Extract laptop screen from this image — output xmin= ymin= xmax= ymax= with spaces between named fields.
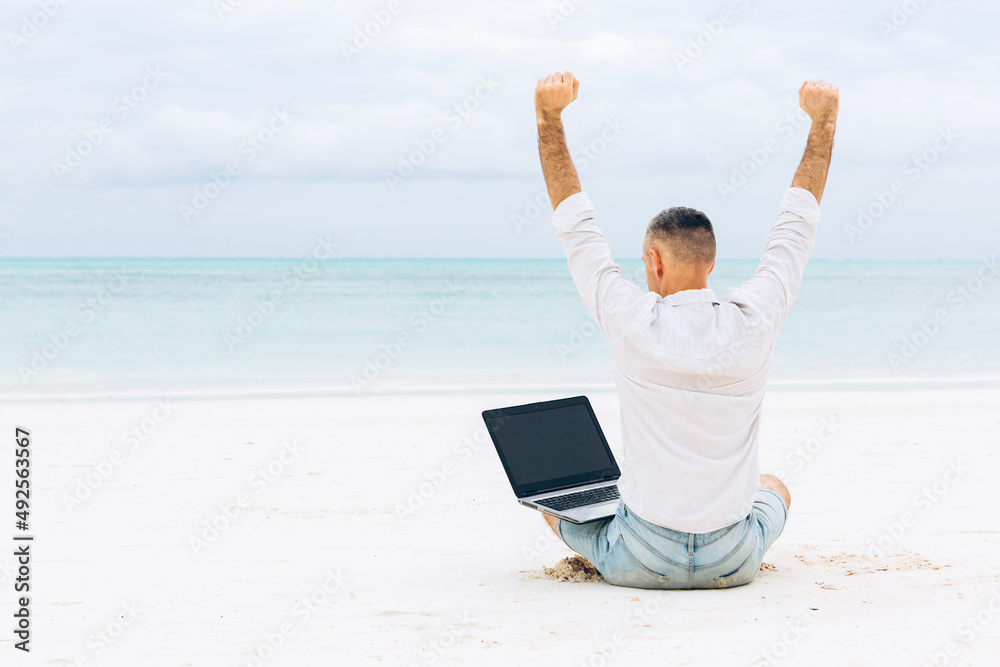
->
xmin=482 ymin=396 xmax=620 ymax=498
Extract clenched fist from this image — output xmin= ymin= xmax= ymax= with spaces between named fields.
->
xmin=798 ymin=80 xmax=839 ymax=124
xmin=535 ymin=71 xmax=580 ymax=120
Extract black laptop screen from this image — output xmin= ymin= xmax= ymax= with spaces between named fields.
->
xmin=483 ymin=398 xmax=619 ymax=497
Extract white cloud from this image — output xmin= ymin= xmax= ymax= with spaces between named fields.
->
xmin=0 ymin=0 xmax=996 ymax=257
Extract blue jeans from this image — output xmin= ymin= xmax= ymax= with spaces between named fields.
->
xmin=557 ymin=488 xmax=787 ymax=589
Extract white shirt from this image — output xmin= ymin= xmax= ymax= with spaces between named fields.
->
xmin=552 ymin=187 xmax=820 ymax=533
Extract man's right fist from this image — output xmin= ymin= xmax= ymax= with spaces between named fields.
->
xmin=798 ymin=80 xmax=839 ymax=123
xmin=535 ymin=71 xmax=580 ymax=120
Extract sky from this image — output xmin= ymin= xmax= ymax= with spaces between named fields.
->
xmin=0 ymin=0 xmax=997 ymax=259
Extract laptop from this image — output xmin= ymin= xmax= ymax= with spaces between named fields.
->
xmin=482 ymin=396 xmax=621 ymax=524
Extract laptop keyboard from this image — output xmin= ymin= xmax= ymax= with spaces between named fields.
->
xmin=535 ymin=486 xmax=620 ymax=512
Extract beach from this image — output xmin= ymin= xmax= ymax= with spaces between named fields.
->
xmin=5 ymin=383 xmax=999 ymax=666
xmin=2 ymin=258 xmax=998 ymax=664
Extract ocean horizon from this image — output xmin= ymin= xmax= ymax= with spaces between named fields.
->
xmin=1 ymin=257 xmax=997 ymax=399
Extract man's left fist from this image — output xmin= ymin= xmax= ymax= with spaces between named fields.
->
xmin=535 ymin=71 xmax=580 ymax=119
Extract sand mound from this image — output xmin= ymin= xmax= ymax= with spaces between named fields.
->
xmin=541 ymin=556 xmax=605 ymax=582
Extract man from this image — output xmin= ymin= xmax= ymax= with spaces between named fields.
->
xmin=533 ymin=72 xmax=838 ymax=589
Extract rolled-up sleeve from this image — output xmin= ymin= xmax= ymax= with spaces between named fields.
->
xmin=552 ymin=192 xmax=646 ymax=342
xmin=731 ymin=187 xmax=820 ymax=327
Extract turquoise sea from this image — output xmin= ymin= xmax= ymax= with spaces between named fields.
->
xmin=0 ymin=258 xmax=998 ymax=398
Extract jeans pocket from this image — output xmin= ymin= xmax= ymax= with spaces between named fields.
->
xmin=599 ymin=541 xmax=672 ymax=589
xmin=713 ymin=550 xmax=759 ymax=589
xmin=623 ymin=547 xmax=673 ymax=583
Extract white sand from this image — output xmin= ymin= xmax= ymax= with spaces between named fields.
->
xmin=5 ymin=386 xmax=1000 ymax=666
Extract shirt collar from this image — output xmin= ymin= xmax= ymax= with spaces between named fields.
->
xmin=661 ymin=288 xmax=719 ymax=306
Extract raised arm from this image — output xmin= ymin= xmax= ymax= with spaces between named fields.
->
xmin=535 ymin=71 xmax=647 ymax=343
xmin=791 ymin=80 xmax=839 ymax=204
xmin=731 ymin=81 xmax=837 ymax=326
xmin=535 ymin=71 xmax=582 ymax=210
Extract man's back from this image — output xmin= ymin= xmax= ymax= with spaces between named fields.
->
xmin=551 ymin=187 xmax=820 ymax=532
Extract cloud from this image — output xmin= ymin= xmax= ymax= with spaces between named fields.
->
xmin=0 ymin=0 xmax=996 ymax=257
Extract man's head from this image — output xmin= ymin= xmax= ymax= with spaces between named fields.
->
xmin=642 ymin=206 xmax=716 ymax=297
